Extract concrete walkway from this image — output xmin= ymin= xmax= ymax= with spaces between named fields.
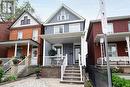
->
xmin=0 ymin=77 xmax=84 ymax=87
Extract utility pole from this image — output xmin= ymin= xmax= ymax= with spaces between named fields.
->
xmin=98 ymin=0 xmax=112 ymax=87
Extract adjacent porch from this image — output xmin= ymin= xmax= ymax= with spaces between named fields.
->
xmin=0 ymin=39 xmax=39 ymax=65
xmin=95 ymin=32 xmax=130 ymax=66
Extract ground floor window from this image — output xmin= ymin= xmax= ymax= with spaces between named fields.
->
xmin=108 ymin=44 xmax=117 ymax=57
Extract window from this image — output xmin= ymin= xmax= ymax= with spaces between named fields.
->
xmin=32 ymin=29 xmax=38 ymax=41
xmin=69 ymin=23 xmax=80 ymax=32
xmin=54 ymin=25 xmax=64 ymax=34
xmin=21 ymin=16 xmax=30 ymax=25
xmin=107 ymin=23 xmax=114 ymax=33
xmin=1 ymin=1 xmax=14 ymax=14
xmin=108 ymin=44 xmax=117 ymax=57
xmin=128 ymin=22 xmax=130 ymax=31
xmin=57 ymin=10 xmax=69 ymax=21
xmin=18 ymin=32 xmax=23 ymax=40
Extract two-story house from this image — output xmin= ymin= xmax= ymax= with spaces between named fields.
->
xmin=40 ymin=4 xmax=86 ymax=83
xmin=87 ymin=15 xmax=130 ymax=73
xmin=41 ymin=4 xmax=86 ymax=66
xmin=0 ymin=11 xmax=43 ymax=65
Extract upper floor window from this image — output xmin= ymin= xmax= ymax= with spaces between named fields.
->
xmin=54 ymin=25 xmax=64 ymax=34
xmin=128 ymin=21 xmax=130 ymax=31
xmin=107 ymin=23 xmax=114 ymax=34
xmin=21 ymin=16 xmax=30 ymax=25
xmin=57 ymin=10 xmax=69 ymax=21
xmin=69 ymin=23 xmax=80 ymax=32
xmin=18 ymin=31 xmax=23 ymax=40
xmin=32 ymin=29 xmax=38 ymax=41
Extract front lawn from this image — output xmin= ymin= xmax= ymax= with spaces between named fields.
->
xmin=112 ymin=74 xmax=130 ymax=87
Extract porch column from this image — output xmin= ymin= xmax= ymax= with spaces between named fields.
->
xmin=27 ymin=42 xmax=30 ymax=56
xmin=126 ymin=36 xmax=130 ymax=62
xmin=100 ymin=38 xmax=104 ymax=65
xmin=14 ymin=43 xmax=17 ymax=57
xmin=43 ymin=39 xmax=46 ymax=66
xmin=81 ymin=35 xmax=84 ymax=66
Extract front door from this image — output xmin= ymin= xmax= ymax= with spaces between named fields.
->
xmin=31 ymin=48 xmax=38 ymax=65
xmin=63 ymin=44 xmax=73 ymax=65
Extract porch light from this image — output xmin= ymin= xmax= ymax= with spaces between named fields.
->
xmin=100 ymin=38 xmax=104 ymax=44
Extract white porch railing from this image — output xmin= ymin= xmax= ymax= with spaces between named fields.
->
xmin=44 ymin=55 xmax=67 ymax=66
xmin=61 ymin=54 xmax=68 ymax=81
xmin=78 ymin=54 xmax=83 ymax=82
xmin=97 ymin=56 xmax=130 ymax=65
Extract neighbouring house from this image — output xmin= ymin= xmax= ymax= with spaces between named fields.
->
xmin=0 ymin=11 xmax=43 ymax=65
xmin=87 ymin=15 xmax=130 ymax=73
xmin=40 ymin=4 xmax=86 ymax=83
xmin=0 ymin=21 xmax=12 ymax=58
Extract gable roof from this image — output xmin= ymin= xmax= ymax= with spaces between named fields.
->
xmin=44 ymin=4 xmax=85 ymax=24
xmin=10 ymin=11 xmax=41 ymax=28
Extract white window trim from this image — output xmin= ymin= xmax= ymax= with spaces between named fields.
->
xmin=32 ymin=29 xmax=38 ymax=41
xmin=69 ymin=23 xmax=80 ymax=32
xmin=17 ymin=31 xmax=23 ymax=40
xmin=107 ymin=23 xmax=114 ymax=34
xmin=54 ymin=25 xmax=64 ymax=34
xmin=108 ymin=43 xmax=118 ymax=57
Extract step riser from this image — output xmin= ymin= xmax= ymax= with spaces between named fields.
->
xmin=64 ymin=74 xmax=80 ymax=76
xmin=63 ymin=78 xmax=81 ymax=81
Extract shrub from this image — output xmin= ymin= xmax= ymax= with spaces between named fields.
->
xmin=12 ymin=59 xmax=19 ymax=65
xmin=48 ymin=49 xmax=57 ymax=56
xmin=35 ymin=66 xmax=41 ymax=73
xmin=6 ymin=75 xmax=17 ymax=81
xmin=84 ymin=80 xmax=93 ymax=87
xmin=112 ymin=74 xmax=130 ymax=87
xmin=0 ymin=67 xmax=4 ymax=82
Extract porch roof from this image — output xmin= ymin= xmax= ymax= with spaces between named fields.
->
xmin=40 ymin=32 xmax=85 ymax=44
xmin=95 ymin=32 xmax=130 ymax=42
xmin=0 ymin=39 xmax=39 ymax=47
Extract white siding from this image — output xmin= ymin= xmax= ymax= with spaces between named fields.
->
xmin=12 ymin=13 xmax=38 ymax=28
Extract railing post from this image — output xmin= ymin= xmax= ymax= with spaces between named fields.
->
xmin=65 ymin=54 xmax=68 ymax=66
xmin=78 ymin=54 xmax=81 ymax=66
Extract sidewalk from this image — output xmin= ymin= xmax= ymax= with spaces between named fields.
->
xmin=0 ymin=77 xmax=84 ymax=87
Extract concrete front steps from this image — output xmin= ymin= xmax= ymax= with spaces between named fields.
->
xmin=60 ymin=66 xmax=84 ymax=84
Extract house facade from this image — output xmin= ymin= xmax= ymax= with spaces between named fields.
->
xmin=0 ymin=11 xmax=43 ymax=65
xmin=87 ymin=16 xmax=130 ymax=70
xmin=0 ymin=21 xmax=12 ymax=57
xmin=41 ymin=4 xmax=86 ymax=66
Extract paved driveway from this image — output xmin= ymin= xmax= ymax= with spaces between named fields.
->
xmin=0 ymin=77 xmax=84 ymax=87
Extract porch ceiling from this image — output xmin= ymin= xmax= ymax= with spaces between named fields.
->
xmin=40 ymin=32 xmax=84 ymax=44
xmin=0 ymin=39 xmax=39 ymax=47
xmin=95 ymin=32 xmax=130 ymax=42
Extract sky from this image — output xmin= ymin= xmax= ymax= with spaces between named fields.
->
xmin=18 ymin=0 xmax=130 ymax=27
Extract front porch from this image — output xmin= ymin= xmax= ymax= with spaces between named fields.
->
xmin=0 ymin=39 xmax=39 ymax=65
xmin=95 ymin=32 xmax=130 ymax=66
xmin=41 ymin=32 xmax=86 ymax=66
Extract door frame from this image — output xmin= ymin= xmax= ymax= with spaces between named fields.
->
xmin=73 ymin=43 xmax=81 ymax=64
